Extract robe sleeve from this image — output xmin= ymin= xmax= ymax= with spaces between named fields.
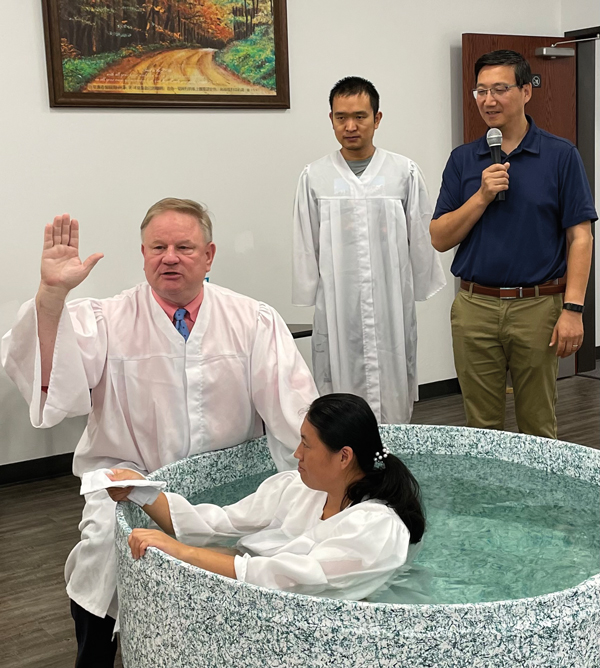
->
xmin=235 ymin=507 xmax=410 ymax=599
xmin=292 ymin=166 xmax=321 ymax=307
xmin=1 ymin=297 xmax=107 ymax=428
xmin=250 ymin=303 xmax=318 ymax=471
xmin=405 ymin=161 xmax=447 ymax=301
xmin=166 ymin=471 xmax=297 ymax=546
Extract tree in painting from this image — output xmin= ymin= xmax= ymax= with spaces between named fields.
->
xmin=58 ymin=0 xmax=277 ymax=95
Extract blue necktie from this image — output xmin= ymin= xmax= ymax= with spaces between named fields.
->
xmin=173 ymin=308 xmax=190 ymax=342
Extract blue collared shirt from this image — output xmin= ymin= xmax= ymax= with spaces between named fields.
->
xmin=433 ymin=116 xmax=597 ymax=287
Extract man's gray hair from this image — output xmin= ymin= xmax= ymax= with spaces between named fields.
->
xmin=141 ymin=198 xmax=213 ymax=243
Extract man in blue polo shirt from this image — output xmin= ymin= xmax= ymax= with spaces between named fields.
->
xmin=431 ymin=50 xmax=596 ymax=438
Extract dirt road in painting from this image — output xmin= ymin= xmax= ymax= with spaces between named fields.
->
xmin=83 ymin=48 xmax=272 ymax=95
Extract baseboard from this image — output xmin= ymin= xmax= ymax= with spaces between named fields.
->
xmin=596 ymin=345 xmax=600 ymax=360
xmin=0 ymin=452 xmax=74 ymax=487
xmin=418 ymin=377 xmax=461 ymax=401
xmin=2 ymin=378 xmax=463 ymax=486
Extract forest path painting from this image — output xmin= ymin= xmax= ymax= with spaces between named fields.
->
xmin=83 ymin=48 xmax=273 ymax=94
xmin=43 ymin=0 xmax=289 ymax=107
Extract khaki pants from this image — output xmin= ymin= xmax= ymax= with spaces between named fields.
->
xmin=451 ymin=289 xmax=562 ymax=438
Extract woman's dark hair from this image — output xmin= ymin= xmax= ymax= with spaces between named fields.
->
xmin=474 ymin=50 xmax=532 ymax=87
xmin=306 ymin=394 xmax=425 ymax=543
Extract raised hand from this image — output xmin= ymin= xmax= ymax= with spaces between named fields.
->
xmin=36 ymin=214 xmax=104 ymax=387
xmin=41 ymin=214 xmax=104 ymax=296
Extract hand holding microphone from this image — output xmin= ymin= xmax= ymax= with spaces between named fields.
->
xmin=482 ymin=128 xmax=509 ymax=203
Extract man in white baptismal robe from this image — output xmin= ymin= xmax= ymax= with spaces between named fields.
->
xmin=1 ymin=198 xmax=317 ymax=668
xmin=293 ymin=77 xmax=445 ymax=424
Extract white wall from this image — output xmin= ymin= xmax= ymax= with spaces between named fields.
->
xmin=0 ymin=0 xmax=580 ymax=467
xmin=561 ymin=1 xmax=600 ymax=33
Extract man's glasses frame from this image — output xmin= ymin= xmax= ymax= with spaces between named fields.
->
xmin=472 ymin=84 xmax=520 ymax=100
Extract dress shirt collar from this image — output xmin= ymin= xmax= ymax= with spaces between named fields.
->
xmin=151 ymin=287 xmax=204 ymax=324
xmin=475 ymin=115 xmax=540 ymax=156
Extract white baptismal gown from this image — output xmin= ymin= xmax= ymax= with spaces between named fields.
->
xmin=293 ymin=148 xmax=446 ymax=424
xmin=166 ymin=470 xmax=412 ymax=600
xmin=1 ymin=282 xmax=317 ymax=617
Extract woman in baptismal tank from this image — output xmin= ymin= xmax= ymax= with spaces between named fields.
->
xmin=108 ymin=393 xmax=425 ymax=600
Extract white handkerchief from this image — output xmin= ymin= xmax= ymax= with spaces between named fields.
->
xmin=80 ymin=468 xmax=166 ymax=507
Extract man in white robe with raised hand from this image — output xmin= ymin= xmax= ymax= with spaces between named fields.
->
xmin=293 ymin=76 xmax=445 ymax=424
xmin=1 ymin=197 xmax=318 ymax=668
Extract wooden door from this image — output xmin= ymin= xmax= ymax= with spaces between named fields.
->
xmin=462 ymin=33 xmax=579 ymax=378
xmin=462 ymin=33 xmax=576 ymax=143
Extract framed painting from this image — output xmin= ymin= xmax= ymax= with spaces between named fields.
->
xmin=41 ymin=0 xmax=289 ymax=108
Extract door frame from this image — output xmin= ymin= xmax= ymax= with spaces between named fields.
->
xmin=564 ymin=26 xmax=599 ymax=373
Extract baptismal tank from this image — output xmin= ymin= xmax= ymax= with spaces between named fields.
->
xmin=115 ymin=425 xmax=600 ymax=667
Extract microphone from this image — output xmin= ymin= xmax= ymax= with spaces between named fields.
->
xmin=486 ymin=128 xmax=505 ymax=201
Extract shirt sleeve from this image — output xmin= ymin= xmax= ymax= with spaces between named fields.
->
xmin=236 ymin=507 xmax=410 ymax=599
xmin=292 ymin=166 xmax=321 ymax=307
xmin=559 ymin=145 xmax=598 ymax=228
xmin=250 ymin=303 xmax=318 ymax=472
xmin=432 ymin=149 xmax=463 ymax=220
xmin=405 ymin=161 xmax=447 ymax=301
xmin=166 ymin=471 xmax=297 ymax=546
xmin=1 ymin=297 xmax=107 ymax=428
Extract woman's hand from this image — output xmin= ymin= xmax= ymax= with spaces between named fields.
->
xmin=128 ymin=529 xmax=236 ymax=578
xmin=128 ymin=528 xmax=187 ymax=561
xmin=106 ymin=468 xmax=145 ymax=502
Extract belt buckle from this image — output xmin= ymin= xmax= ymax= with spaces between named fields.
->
xmin=499 ymin=287 xmax=522 ymax=300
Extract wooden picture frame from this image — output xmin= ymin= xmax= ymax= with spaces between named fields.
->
xmin=41 ymin=0 xmax=289 ymax=109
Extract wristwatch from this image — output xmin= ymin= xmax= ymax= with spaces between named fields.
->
xmin=563 ymin=302 xmax=585 ymax=314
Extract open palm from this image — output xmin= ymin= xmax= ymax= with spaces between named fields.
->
xmin=41 ymin=214 xmax=103 ymax=292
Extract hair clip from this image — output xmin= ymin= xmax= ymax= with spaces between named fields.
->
xmin=373 ymin=445 xmax=390 ymax=463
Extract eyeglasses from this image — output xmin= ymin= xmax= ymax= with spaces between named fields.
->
xmin=472 ymin=84 xmax=519 ymax=100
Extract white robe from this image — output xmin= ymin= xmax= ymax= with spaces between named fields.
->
xmin=167 ymin=470 xmax=411 ymax=600
xmin=1 ymin=282 xmax=317 ymax=617
xmin=293 ymin=148 xmax=446 ymax=424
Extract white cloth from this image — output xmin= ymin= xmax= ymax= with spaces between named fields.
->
xmin=167 ymin=470 xmax=411 ymax=600
xmin=293 ymin=148 xmax=446 ymax=423
xmin=1 ymin=282 xmax=317 ymax=617
xmin=80 ymin=469 xmax=165 ymax=506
